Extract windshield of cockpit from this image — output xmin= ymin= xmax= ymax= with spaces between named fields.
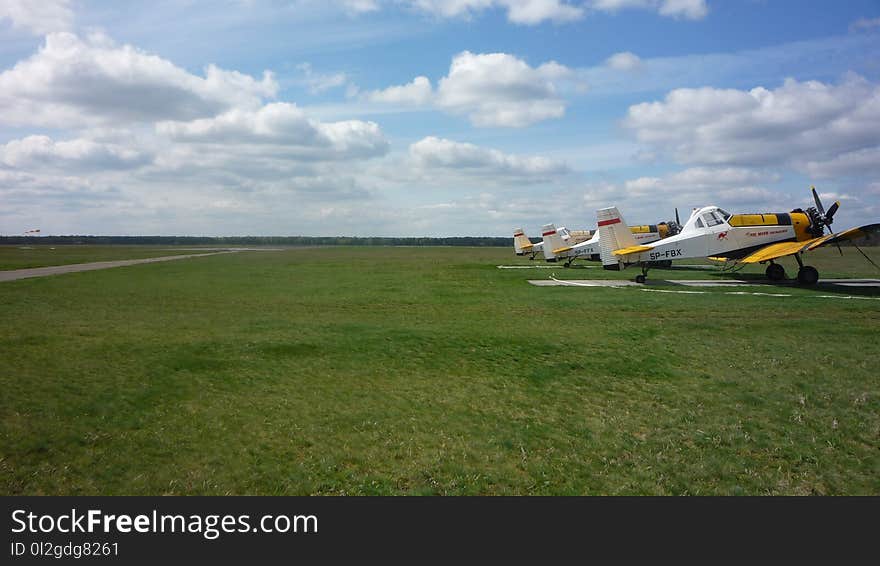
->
xmin=698 ymin=209 xmax=730 ymax=228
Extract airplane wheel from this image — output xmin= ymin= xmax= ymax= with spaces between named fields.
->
xmin=635 ymin=275 xmax=646 ymax=284
xmin=797 ymin=266 xmax=819 ymax=285
xmin=766 ymin=263 xmax=786 ymax=281
xmin=563 ymin=263 xmax=571 ymax=268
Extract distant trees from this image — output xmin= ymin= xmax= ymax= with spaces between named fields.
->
xmin=0 ymin=235 xmax=512 ymax=247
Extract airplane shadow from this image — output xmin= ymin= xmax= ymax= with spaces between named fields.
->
xmin=557 ymin=261 xmax=880 ymax=296
xmin=643 ymin=277 xmax=880 ymax=296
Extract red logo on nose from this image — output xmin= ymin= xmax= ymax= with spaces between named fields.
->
xmin=717 ymin=231 xmax=728 ymax=240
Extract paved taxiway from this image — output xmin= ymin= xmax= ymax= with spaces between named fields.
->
xmin=0 ymin=251 xmax=237 ymax=282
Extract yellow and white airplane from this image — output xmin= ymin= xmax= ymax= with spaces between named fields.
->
xmin=513 ymin=228 xmax=542 ymax=258
xmin=542 ymin=218 xmax=680 ymax=267
xmin=597 ymin=188 xmax=880 ymax=284
xmin=513 ymin=226 xmax=591 ymax=259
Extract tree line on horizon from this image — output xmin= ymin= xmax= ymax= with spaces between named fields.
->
xmin=0 ymin=235 xmax=513 ymax=247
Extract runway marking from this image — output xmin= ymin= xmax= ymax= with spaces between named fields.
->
xmin=543 ymin=277 xmax=620 ymax=287
xmin=637 ymin=288 xmax=712 ymax=295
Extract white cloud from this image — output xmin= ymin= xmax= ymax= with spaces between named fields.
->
xmin=666 ymin=166 xmax=773 ymax=188
xmin=605 ymin=51 xmax=641 ymax=70
xmin=624 ymin=75 xmax=880 ymax=171
xmin=0 ymin=135 xmax=151 ymax=171
xmin=849 ymin=17 xmax=880 ymax=33
xmin=346 ymin=0 xmax=705 ymax=24
xmin=403 ymin=0 xmax=584 ymax=25
xmin=436 ymin=51 xmax=571 ymax=127
xmin=579 ymin=166 xmax=786 ymax=226
xmin=0 ymin=0 xmax=72 ymax=35
xmin=0 ymin=169 xmax=120 ymax=214
xmin=364 ymin=51 xmax=576 ymax=127
xmin=409 ymin=136 xmax=569 ymax=180
xmin=574 ymin=34 xmax=878 ymax=101
xmin=0 ymin=29 xmax=393 ymax=231
xmin=500 ymin=0 xmax=585 ymax=24
xmin=157 ymin=102 xmax=389 ymax=161
xmin=366 ymin=76 xmax=433 ymax=105
xmin=342 ymin=0 xmax=381 ymax=13
xmin=296 ymin=62 xmax=349 ymax=94
xmin=657 ymin=0 xmax=707 ymax=19
xmin=803 ymin=146 xmax=880 ymax=179
xmin=0 ymin=32 xmax=278 ymax=128
xmin=590 ymin=0 xmax=707 ymax=20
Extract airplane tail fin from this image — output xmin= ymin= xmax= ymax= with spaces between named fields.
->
xmin=541 ymin=223 xmax=566 ymax=261
xmin=597 ymin=207 xmax=637 ymax=269
xmin=513 ymin=228 xmax=534 ymax=255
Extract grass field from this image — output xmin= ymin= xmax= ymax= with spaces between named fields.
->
xmin=0 ymin=245 xmax=218 ymax=270
xmin=1 ymin=246 xmax=878 ymax=495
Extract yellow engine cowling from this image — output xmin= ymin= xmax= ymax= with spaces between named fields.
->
xmin=728 ymin=212 xmax=813 ymax=241
xmin=790 ymin=212 xmax=813 ymax=241
xmin=629 ymin=224 xmax=658 ymax=234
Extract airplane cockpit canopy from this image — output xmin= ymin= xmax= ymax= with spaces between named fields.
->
xmin=689 ymin=207 xmax=731 ymax=230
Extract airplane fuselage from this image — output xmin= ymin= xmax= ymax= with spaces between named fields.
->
xmin=618 ymin=208 xmax=815 ymax=265
xmin=548 ymin=224 xmax=670 ymax=262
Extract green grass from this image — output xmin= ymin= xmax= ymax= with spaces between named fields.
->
xmin=0 ymin=245 xmax=218 ymax=270
xmin=1 ymin=246 xmax=878 ymax=495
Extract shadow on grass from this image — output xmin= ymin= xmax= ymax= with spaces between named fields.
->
xmin=640 ymin=278 xmax=880 ymax=296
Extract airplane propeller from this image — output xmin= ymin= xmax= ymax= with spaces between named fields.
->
xmin=811 ymin=186 xmax=840 ymax=228
xmin=810 ymin=186 xmax=843 ymax=254
xmin=826 ymin=201 xmax=840 ymax=220
xmin=664 ymin=207 xmax=683 ymax=236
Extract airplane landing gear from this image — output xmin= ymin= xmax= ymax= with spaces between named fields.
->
xmin=635 ymin=264 xmax=649 ymax=284
xmin=797 ymin=265 xmax=819 ymax=285
xmin=765 ymin=262 xmax=786 ymax=281
xmin=635 ymin=274 xmax=646 ymax=284
xmin=793 ymin=253 xmax=819 ymax=285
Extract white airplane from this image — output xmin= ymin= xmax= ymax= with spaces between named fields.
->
xmin=542 ymin=218 xmax=679 ymax=267
xmin=597 ymin=188 xmax=880 ymax=284
xmin=513 ymin=226 xmax=591 ymax=260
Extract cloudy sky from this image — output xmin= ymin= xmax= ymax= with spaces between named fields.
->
xmin=1 ymin=0 xmax=879 ymax=236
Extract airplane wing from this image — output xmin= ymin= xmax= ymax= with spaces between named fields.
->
xmin=739 ymin=223 xmax=880 ymax=264
xmin=805 ymin=224 xmax=880 ymax=251
xmin=552 ymin=246 xmax=572 ymax=254
xmin=612 ymin=244 xmax=654 ymax=257
xmin=520 ymin=242 xmax=534 ymax=250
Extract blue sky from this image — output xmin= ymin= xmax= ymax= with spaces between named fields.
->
xmin=1 ymin=0 xmax=879 ymax=236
